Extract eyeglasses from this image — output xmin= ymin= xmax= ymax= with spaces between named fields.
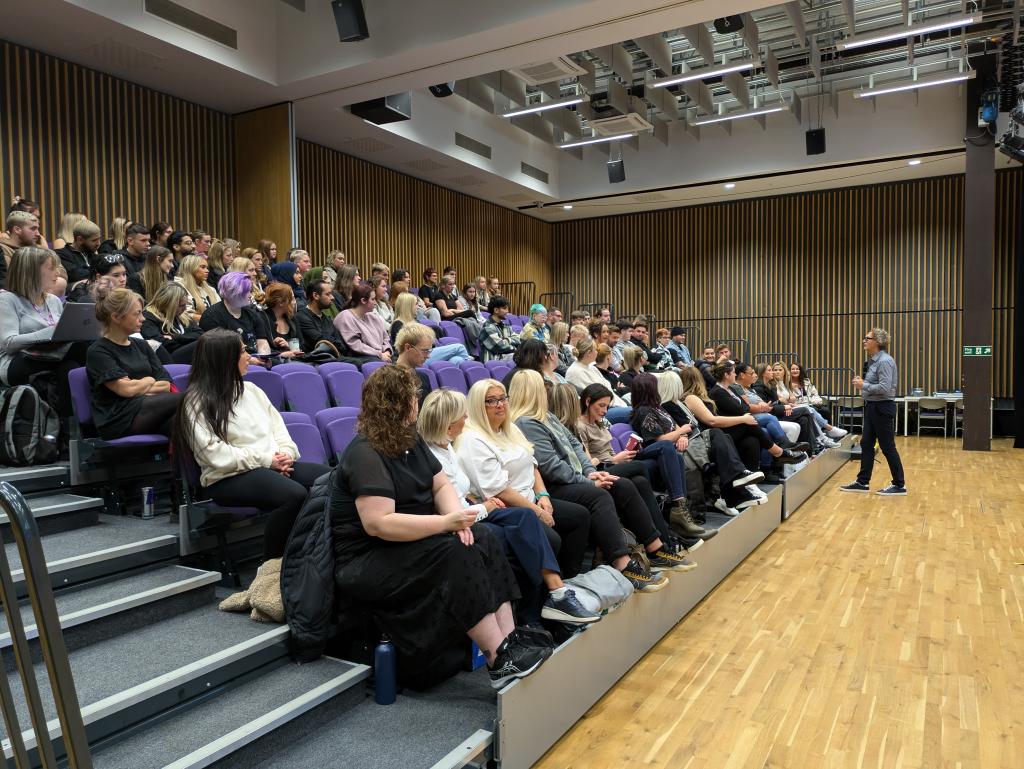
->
xmin=415 ymin=346 xmax=432 ymax=355
xmin=484 ymin=396 xmax=509 ymax=407
xmin=863 ymin=336 xmax=875 ymax=341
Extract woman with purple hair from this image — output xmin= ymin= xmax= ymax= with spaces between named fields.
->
xmin=200 ymin=271 xmax=274 ymax=366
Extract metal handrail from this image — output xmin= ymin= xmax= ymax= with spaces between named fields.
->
xmin=0 ymin=481 xmax=92 ymax=768
xmin=577 ymin=301 xmax=615 ymax=321
xmin=705 ymin=338 xmax=751 ymax=366
xmin=498 ymin=281 xmax=536 ymax=317
xmin=537 ymin=291 xmax=575 ymax=315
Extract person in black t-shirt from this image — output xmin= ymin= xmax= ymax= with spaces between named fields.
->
xmin=199 ymin=271 xmax=273 ymax=364
xmin=56 ymin=218 xmax=101 ymax=286
xmin=85 ymin=288 xmax=183 ymax=440
xmin=116 ymin=224 xmax=151 ymax=277
xmin=418 ymin=266 xmax=440 ymax=310
xmin=141 ymin=282 xmax=202 ymax=365
xmin=294 ymin=278 xmax=346 ymax=354
xmin=67 ymin=253 xmax=128 ymax=304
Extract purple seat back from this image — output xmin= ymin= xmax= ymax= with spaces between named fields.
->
xmin=172 ymin=372 xmax=190 ymax=392
xmin=609 ymin=423 xmax=634 ymax=452
xmin=361 ymin=361 xmax=388 ymax=379
xmin=324 ymin=368 xmax=363 ymax=407
xmin=491 ymin=364 xmax=513 ymax=382
xmin=68 ymin=367 xmax=94 ymax=426
xmin=286 ymin=422 xmax=328 ymax=465
xmin=464 ymin=366 xmax=489 ymax=388
xmin=325 ymin=417 xmax=358 ymax=460
xmin=439 ymin=321 xmax=462 ymax=341
xmin=437 ymin=336 xmax=463 ymax=349
xmin=416 ymin=366 xmax=438 ymax=391
xmin=435 ymin=366 xmax=468 ymax=394
xmin=484 ymin=360 xmax=507 ymax=372
xmin=273 ymin=362 xmax=314 ymax=376
xmin=280 ymin=411 xmax=312 ymax=425
xmin=163 ymin=363 xmax=191 ymax=379
xmin=243 ymin=368 xmax=285 ymax=409
xmin=410 ymin=287 xmax=419 ymax=296
xmin=315 ymin=406 xmax=360 ymax=437
xmin=421 ymin=319 xmax=441 ymax=332
xmin=281 ymin=369 xmax=331 ymax=417
xmin=318 ymin=361 xmax=358 ymax=376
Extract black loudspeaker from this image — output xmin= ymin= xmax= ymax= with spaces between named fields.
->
xmin=714 ymin=15 xmax=744 ymax=34
xmin=429 ymin=83 xmax=455 ymax=98
xmin=607 ymin=159 xmax=625 ymax=184
xmin=332 ymin=0 xmax=369 ymax=42
xmin=350 ymin=93 xmax=411 ymax=124
xmin=805 ymin=128 xmax=826 ymax=155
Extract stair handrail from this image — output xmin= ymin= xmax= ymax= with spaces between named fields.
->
xmin=0 ymin=481 xmax=93 ymax=768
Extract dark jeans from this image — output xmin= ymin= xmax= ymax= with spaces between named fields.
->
xmin=549 ymin=497 xmax=590 ymax=579
xmin=857 ymin=400 xmax=904 ymax=487
xmin=207 ymin=461 xmax=330 ymax=561
xmin=605 ymin=461 xmax=671 ymax=542
xmin=124 ymin=392 xmax=184 ymax=438
xmin=549 ymin=482 xmax=629 ymax=564
xmin=722 ymin=423 xmax=768 ymax=471
xmin=7 ymin=342 xmax=91 ymax=418
xmin=635 ymin=440 xmax=687 ymax=500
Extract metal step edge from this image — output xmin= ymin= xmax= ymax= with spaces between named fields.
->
xmin=430 ymin=728 xmax=494 ymax=769
xmin=0 ymin=568 xmax=221 ymax=649
xmin=9 ymin=535 xmax=179 ymax=583
xmin=0 ymin=465 xmax=69 ymax=483
xmin=1 ymin=494 xmax=104 ymax=524
xmin=3 ymin=625 xmax=293 ymax=758
xmin=159 ymin=660 xmax=371 ymax=769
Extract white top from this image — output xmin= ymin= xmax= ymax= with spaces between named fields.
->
xmin=565 ymin=361 xmax=628 ymax=408
xmin=428 ymin=443 xmax=472 ymax=507
xmin=188 ymin=382 xmax=298 ymax=487
xmin=456 ymin=429 xmax=537 ymax=502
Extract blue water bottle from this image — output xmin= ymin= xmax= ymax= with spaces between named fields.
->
xmin=373 ymin=634 xmax=397 ymax=705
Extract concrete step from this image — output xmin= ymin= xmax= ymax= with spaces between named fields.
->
xmin=0 ymin=464 xmax=70 ymax=494
xmin=1 ymin=492 xmax=104 ymax=536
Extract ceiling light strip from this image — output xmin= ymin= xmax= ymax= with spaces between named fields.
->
xmin=557 ymin=132 xmax=637 ymax=149
xmin=690 ymin=104 xmax=788 ymax=126
xmin=649 ymin=60 xmax=755 ymax=89
xmin=501 ymin=96 xmax=585 ymax=119
xmin=853 ymin=70 xmax=975 ymax=98
xmin=838 ymin=13 xmax=981 ymax=50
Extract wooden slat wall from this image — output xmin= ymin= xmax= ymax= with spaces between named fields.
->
xmin=234 ymin=103 xmax=293 ymax=253
xmin=0 ymin=41 xmax=235 ymax=240
xmin=296 ymin=139 xmax=552 ymax=295
xmin=554 ymin=170 xmax=1021 ymax=397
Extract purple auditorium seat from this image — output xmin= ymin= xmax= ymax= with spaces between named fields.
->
xmin=272 ymin=362 xmax=315 ymax=376
xmin=285 ymin=421 xmax=328 ymax=465
xmin=325 ymin=417 xmax=358 ymax=460
xmin=172 ymin=372 xmax=190 ymax=392
xmin=281 ymin=368 xmax=331 ymax=418
xmin=609 ymin=423 xmax=634 ymax=452
xmin=416 ymin=367 xmax=438 ymax=391
xmin=243 ymin=368 xmax=285 ymax=409
xmin=68 ymin=367 xmax=168 ymax=447
xmin=439 ymin=321 xmax=463 ymax=342
xmin=163 ymin=363 xmax=191 ymax=379
xmin=421 ymin=319 xmax=441 ymax=332
xmin=484 ymin=360 xmax=508 ymax=373
xmin=315 ymin=407 xmax=360 ymax=439
xmin=427 ymin=359 xmax=456 ymax=370
xmin=317 ymin=361 xmax=358 ymax=376
xmin=323 ymin=368 xmax=363 ymax=408
xmin=360 ymin=361 xmax=388 ymax=379
xmin=436 ymin=336 xmax=464 ymax=349
xmin=435 ymin=366 xmax=468 ymax=394
xmin=463 ymin=366 xmax=489 ymax=388
xmin=280 ymin=412 xmax=312 ymax=425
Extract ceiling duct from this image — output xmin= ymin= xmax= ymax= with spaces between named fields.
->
xmin=509 ymin=56 xmax=586 ymax=86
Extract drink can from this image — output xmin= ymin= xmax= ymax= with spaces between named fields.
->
xmin=141 ymin=486 xmax=155 ymax=519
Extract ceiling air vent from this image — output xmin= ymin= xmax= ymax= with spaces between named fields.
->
xmin=589 ymin=113 xmax=653 ymax=137
xmin=144 ymin=0 xmax=238 ymax=49
xmin=455 ymin=132 xmax=492 ymax=159
xmin=509 ymin=56 xmax=587 ymax=86
xmin=520 ymin=162 xmax=549 ymax=184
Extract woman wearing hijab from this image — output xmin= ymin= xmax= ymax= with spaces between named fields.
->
xmin=270 ymin=260 xmax=306 ymax=304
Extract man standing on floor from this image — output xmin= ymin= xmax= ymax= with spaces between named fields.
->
xmin=840 ymin=328 xmax=906 ymax=496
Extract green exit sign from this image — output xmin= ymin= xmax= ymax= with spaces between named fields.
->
xmin=963 ymin=345 xmax=993 ymax=357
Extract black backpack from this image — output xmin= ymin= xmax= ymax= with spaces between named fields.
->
xmin=0 ymin=386 xmax=60 ymax=466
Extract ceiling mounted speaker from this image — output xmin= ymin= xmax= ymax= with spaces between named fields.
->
xmin=805 ymin=128 xmax=826 ymax=155
xmin=607 ymin=158 xmax=625 ymax=184
xmin=429 ymin=83 xmax=455 ymax=98
xmin=713 ymin=15 xmax=744 ymax=35
xmin=331 ymin=0 xmax=368 ymax=42
xmin=350 ymin=93 xmax=411 ymax=124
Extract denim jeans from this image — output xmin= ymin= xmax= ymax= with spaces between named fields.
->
xmin=635 ymin=440 xmax=687 ymax=501
xmin=606 ymin=406 xmax=632 ymax=424
xmin=753 ymin=413 xmax=788 ymax=444
xmin=428 ymin=343 xmax=470 ymax=365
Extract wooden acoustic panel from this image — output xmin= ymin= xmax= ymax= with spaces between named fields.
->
xmin=234 ymin=103 xmax=294 ymax=255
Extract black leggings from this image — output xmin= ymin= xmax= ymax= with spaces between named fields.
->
xmin=549 ymin=497 xmax=590 ymax=579
xmin=6 ymin=342 xmax=91 ymax=418
xmin=722 ymin=423 xmax=771 ymax=470
xmin=125 ymin=392 xmax=184 ymax=438
xmin=605 ymin=461 xmax=671 ymax=542
xmin=206 ymin=461 xmax=331 ymax=561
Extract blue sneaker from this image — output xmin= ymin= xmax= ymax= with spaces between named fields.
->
xmin=876 ymin=485 xmax=907 ymax=496
xmin=839 ymin=481 xmax=871 ymax=493
xmin=541 ymin=589 xmax=602 ymax=625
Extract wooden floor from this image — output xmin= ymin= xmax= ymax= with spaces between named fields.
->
xmin=534 ymin=437 xmax=1024 ymax=769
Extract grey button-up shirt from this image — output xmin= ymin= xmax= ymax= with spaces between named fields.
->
xmin=861 ymin=350 xmax=897 ymax=401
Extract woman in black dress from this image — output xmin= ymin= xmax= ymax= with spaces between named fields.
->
xmin=331 ymin=365 xmax=550 ymax=689
xmin=86 ymin=288 xmax=183 ymax=439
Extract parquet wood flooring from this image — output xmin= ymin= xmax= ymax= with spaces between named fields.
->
xmin=533 ymin=437 xmax=1024 ymax=769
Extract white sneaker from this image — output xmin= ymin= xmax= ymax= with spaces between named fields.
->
xmin=747 ymin=484 xmax=767 ymax=498
xmin=714 ymin=498 xmax=741 ymax=516
xmin=732 ymin=470 xmax=765 ymax=488
xmin=817 ymin=437 xmax=838 ymax=449
xmin=826 ymin=426 xmax=848 ymax=439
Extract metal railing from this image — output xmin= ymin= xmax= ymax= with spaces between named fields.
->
xmin=0 ymin=482 xmax=92 ymax=768
xmin=577 ymin=301 xmax=615 ymax=321
xmin=537 ymin=292 xmax=575 ymax=316
xmin=498 ymin=282 xmax=536 ymax=317
xmin=705 ymin=338 xmax=751 ymax=366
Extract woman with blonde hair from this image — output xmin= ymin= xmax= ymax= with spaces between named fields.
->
xmin=420 ymin=388 xmax=599 ymax=626
xmin=458 ymin=378 xmax=590 ymax=579
xmin=549 ymin=321 xmax=575 ymax=374
xmin=174 ymin=254 xmax=220 ymax=322
xmin=509 ymin=369 xmax=676 ymax=589
xmin=99 ymin=217 xmax=131 ymax=255
xmin=331 ymin=366 xmax=550 ymax=688
xmin=52 ymin=212 xmax=86 ymax=250
xmin=391 ymin=302 xmax=468 ymax=363
xmin=205 ymin=238 xmax=238 ymax=290
xmin=141 ymin=282 xmax=201 ymax=364
xmin=86 ymin=287 xmax=181 ymax=439
xmin=127 ymin=245 xmax=173 ymax=302
xmin=322 ymin=250 xmax=345 ymax=285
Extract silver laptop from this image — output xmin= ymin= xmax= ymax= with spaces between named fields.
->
xmin=51 ymin=302 xmax=101 ymax=342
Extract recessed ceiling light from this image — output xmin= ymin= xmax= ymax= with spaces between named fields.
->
xmin=724 ymin=183 xmax=736 ymax=189
xmin=563 ymin=204 xmax=573 ymax=210
xmin=907 ymin=159 xmax=922 ymax=166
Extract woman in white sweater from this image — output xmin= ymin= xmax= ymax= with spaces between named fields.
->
xmin=565 ymin=338 xmax=631 ymax=423
xmin=174 ymin=329 xmax=330 ymax=561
